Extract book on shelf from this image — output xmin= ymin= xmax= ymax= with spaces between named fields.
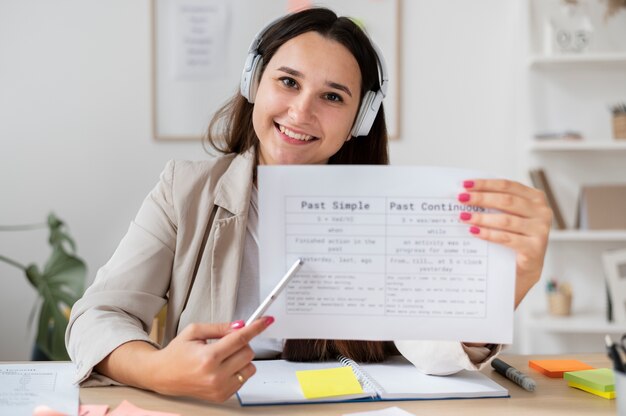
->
xmin=577 ymin=184 xmax=626 ymax=230
xmin=237 ymin=356 xmax=509 ymax=406
xmin=601 ymin=248 xmax=626 ymax=324
xmin=528 ymin=168 xmax=566 ymax=230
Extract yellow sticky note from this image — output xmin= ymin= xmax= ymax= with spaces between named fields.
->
xmin=296 ymin=366 xmax=363 ymax=399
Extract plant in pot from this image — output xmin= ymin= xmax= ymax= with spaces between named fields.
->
xmin=0 ymin=213 xmax=86 ymax=360
xmin=611 ymin=102 xmax=626 ymax=140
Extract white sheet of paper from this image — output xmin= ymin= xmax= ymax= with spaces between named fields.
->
xmin=0 ymin=362 xmax=78 ymax=416
xmin=258 ymin=166 xmax=516 ymax=344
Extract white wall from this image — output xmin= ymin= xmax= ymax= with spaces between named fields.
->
xmin=0 ymin=0 xmax=520 ymax=359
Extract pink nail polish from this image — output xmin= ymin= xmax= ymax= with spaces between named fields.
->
xmin=230 ymin=320 xmax=245 ymax=329
xmin=264 ymin=316 xmax=275 ymax=326
xmin=460 ymin=212 xmax=472 ymax=221
xmin=463 ymin=180 xmax=475 ymax=189
xmin=458 ymin=193 xmax=471 ymax=203
xmin=470 ymin=226 xmax=480 ymax=234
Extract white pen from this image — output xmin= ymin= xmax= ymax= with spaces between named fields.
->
xmin=245 ymin=258 xmax=304 ymax=326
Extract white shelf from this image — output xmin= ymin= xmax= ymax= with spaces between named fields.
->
xmin=530 ymin=141 xmax=626 ymax=152
xmin=549 ymin=230 xmax=626 ymax=242
xmin=526 ymin=310 xmax=624 ymax=333
xmin=529 ymin=53 xmax=626 ymax=68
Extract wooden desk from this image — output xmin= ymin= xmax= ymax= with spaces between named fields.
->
xmin=80 ymin=354 xmax=616 ymax=415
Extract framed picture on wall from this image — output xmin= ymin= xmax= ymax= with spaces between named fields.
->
xmin=602 ymin=248 xmax=626 ymax=324
xmin=151 ymin=0 xmax=401 ymax=140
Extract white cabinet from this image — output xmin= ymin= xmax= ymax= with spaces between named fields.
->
xmin=516 ymin=0 xmax=626 ymax=354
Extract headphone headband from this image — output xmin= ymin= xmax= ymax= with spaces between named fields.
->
xmin=240 ymin=14 xmax=388 ymax=137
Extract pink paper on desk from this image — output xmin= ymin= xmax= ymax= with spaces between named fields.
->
xmin=106 ymin=400 xmax=180 ymax=416
xmin=79 ymin=404 xmax=109 ymax=416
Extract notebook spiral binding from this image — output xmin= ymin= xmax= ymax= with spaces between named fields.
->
xmin=337 ymin=355 xmax=385 ymax=397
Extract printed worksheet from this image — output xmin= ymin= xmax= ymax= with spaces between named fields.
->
xmin=258 ymin=166 xmax=516 ymax=344
xmin=0 ymin=362 xmax=78 ymax=416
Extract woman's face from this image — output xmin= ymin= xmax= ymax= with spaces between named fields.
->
xmin=252 ymin=31 xmax=362 ymax=165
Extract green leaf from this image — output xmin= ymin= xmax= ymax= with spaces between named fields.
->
xmin=3 ymin=213 xmax=86 ymax=360
xmin=36 ymin=296 xmax=70 ymax=361
xmin=25 ymin=264 xmax=43 ymax=288
xmin=44 ymin=246 xmax=86 ymax=296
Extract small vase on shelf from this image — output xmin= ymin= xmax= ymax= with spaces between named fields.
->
xmin=543 ymin=0 xmax=594 ymax=55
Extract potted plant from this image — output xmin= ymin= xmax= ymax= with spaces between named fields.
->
xmin=0 ymin=213 xmax=86 ymax=360
xmin=611 ymin=102 xmax=626 ymax=140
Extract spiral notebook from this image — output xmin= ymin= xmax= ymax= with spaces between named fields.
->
xmin=237 ymin=356 xmax=508 ymax=406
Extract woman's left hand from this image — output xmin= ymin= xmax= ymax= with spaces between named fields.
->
xmin=458 ymin=179 xmax=552 ymax=308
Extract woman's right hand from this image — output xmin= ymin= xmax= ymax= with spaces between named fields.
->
xmin=149 ymin=317 xmax=274 ymax=402
xmin=97 ymin=317 xmax=274 ymax=403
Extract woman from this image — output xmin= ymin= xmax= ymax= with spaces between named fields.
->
xmin=66 ymin=8 xmax=551 ymax=403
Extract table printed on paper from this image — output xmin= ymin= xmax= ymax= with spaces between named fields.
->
xmin=258 ymin=166 xmax=516 ymax=344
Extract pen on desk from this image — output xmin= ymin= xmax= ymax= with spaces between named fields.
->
xmin=245 ymin=258 xmax=303 ymax=326
xmin=491 ymin=358 xmax=537 ymax=392
xmin=605 ymin=334 xmax=625 ymax=373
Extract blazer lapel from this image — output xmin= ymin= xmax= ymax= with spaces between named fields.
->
xmin=209 ymin=149 xmax=255 ymax=323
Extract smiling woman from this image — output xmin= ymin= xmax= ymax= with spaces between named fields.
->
xmin=66 ymin=6 xmax=551 ymax=404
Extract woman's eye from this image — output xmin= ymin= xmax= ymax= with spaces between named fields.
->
xmin=279 ymin=77 xmax=297 ymax=88
xmin=326 ymin=93 xmax=343 ymax=103
xmin=324 ymin=92 xmax=343 ymax=103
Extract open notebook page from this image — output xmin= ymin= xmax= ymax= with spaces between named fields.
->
xmin=359 ymin=356 xmax=508 ymax=399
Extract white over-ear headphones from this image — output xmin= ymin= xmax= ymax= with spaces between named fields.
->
xmin=240 ymin=16 xmax=389 ymax=137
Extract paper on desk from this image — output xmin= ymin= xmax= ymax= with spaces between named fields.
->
xmin=258 ymin=166 xmax=516 ymax=344
xmin=107 ymin=400 xmax=180 ymax=416
xmin=296 ymin=366 xmax=363 ymax=399
xmin=0 ymin=362 xmax=78 ymax=416
xmin=343 ymin=407 xmax=416 ymax=416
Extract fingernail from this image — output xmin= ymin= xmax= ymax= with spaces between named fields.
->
xmin=458 ymin=193 xmax=470 ymax=203
xmin=460 ymin=212 xmax=472 ymax=221
xmin=230 ymin=320 xmax=245 ymax=329
xmin=470 ymin=226 xmax=480 ymax=234
xmin=264 ymin=316 xmax=275 ymax=326
xmin=463 ymin=180 xmax=475 ymax=189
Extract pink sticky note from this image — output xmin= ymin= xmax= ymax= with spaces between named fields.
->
xmin=78 ymin=404 xmax=109 ymax=416
xmin=107 ymin=400 xmax=180 ymax=416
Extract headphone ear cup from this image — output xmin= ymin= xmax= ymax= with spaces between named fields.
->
xmin=240 ymin=54 xmax=263 ymax=103
xmin=351 ymin=91 xmax=384 ymax=137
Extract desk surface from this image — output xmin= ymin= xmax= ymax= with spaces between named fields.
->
xmin=81 ymin=353 xmax=616 ymax=415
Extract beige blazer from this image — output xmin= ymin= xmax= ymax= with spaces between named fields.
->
xmin=66 ymin=149 xmax=500 ymax=386
xmin=67 ymin=150 xmax=256 ymax=384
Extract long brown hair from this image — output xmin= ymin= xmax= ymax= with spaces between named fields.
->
xmin=208 ymin=8 xmax=391 ymax=362
xmin=205 ymin=7 xmax=389 ymax=165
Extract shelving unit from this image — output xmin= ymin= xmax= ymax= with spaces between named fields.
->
xmin=526 ymin=310 xmax=624 ymax=333
xmin=549 ymin=230 xmax=626 ymax=242
xmin=530 ymin=141 xmax=626 ymax=152
xmin=516 ymin=0 xmax=626 ymax=355
xmin=529 ymin=53 xmax=626 ymax=67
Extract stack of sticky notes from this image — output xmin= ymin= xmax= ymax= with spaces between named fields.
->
xmin=564 ymin=368 xmax=615 ymax=399
xmin=528 ymin=359 xmax=594 ymax=378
